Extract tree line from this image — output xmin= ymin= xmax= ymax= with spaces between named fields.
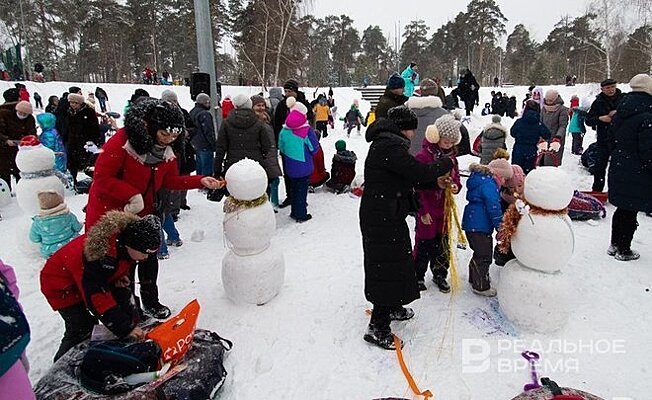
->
xmin=0 ymin=0 xmax=650 ymax=86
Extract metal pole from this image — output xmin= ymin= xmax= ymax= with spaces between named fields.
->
xmin=19 ymin=0 xmax=31 ymax=79
xmin=194 ymin=0 xmax=218 ymax=118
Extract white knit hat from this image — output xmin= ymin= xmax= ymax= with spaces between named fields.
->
xmin=426 ymin=114 xmax=461 ymax=145
xmin=232 ymin=93 xmax=252 ymax=109
xmin=629 ymin=74 xmax=652 ymax=96
xmin=286 ymin=96 xmax=307 ymax=115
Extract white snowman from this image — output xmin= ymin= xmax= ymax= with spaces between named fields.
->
xmin=221 ymin=159 xmax=285 ymax=305
xmin=15 ymin=135 xmax=65 ymax=216
xmin=497 ymin=167 xmax=575 ymax=333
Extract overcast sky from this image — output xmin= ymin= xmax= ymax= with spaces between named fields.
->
xmin=310 ymin=0 xmax=589 ymax=45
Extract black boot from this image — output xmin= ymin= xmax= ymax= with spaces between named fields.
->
xmin=388 ymin=306 xmax=415 ymax=321
xmin=363 ymin=325 xmax=401 ymax=350
xmin=433 ymin=277 xmax=451 ymax=293
xmin=278 ymin=198 xmax=291 ymax=209
xmin=140 ymin=284 xmax=171 ymax=319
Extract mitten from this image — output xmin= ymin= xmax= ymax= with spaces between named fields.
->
xmin=537 ymin=139 xmax=549 ymax=153
xmin=124 ymin=194 xmax=144 ymax=214
xmin=549 ymin=138 xmax=561 ymax=152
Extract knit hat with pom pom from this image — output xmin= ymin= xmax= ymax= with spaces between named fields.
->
xmin=426 ymin=114 xmax=461 ymax=144
xmin=284 ymin=97 xmax=309 ymax=130
xmin=488 ymin=158 xmax=514 ymax=180
xmin=232 ymin=93 xmax=253 ymax=109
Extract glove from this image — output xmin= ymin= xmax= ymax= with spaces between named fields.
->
xmin=537 ymin=140 xmax=549 ymax=154
xmin=124 ymin=194 xmax=144 ymax=214
xmin=549 ymin=139 xmax=561 ymax=152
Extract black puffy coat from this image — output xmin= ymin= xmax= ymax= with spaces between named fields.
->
xmin=272 ymin=91 xmax=314 ymax=140
xmin=375 ymin=89 xmax=408 ymax=120
xmin=608 ymin=91 xmax=652 ymax=212
xmin=214 ymin=108 xmax=273 ymax=177
xmin=67 ymin=104 xmax=100 ymax=172
xmin=359 ymin=119 xmax=453 ymax=306
xmin=585 ymin=89 xmax=625 ymax=148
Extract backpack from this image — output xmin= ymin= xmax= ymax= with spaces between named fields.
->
xmin=79 ymin=340 xmax=161 ymax=395
xmin=568 ymin=191 xmax=606 ymax=221
xmin=0 ymin=271 xmax=30 ymax=376
xmin=581 ymin=142 xmax=598 ymax=174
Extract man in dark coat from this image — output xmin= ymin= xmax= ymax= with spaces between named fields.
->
xmin=67 ymin=93 xmax=100 ymax=189
xmin=189 ymin=93 xmax=216 ymax=176
xmin=458 ymin=68 xmax=480 ymax=116
xmin=272 ymin=79 xmax=314 ymax=208
xmin=585 ymin=78 xmax=625 ymax=192
xmin=607 ymin=74 xmax=652 ymax=261
xmin=375 ymin=73 xmax=408 ymax=120
xmin=55 ymin=86 xmax=82 ymax=146
xmin=0 ymin=100 xmax=36 ymax=188
xmin=360 ymin=105 xmax=453 ymax=350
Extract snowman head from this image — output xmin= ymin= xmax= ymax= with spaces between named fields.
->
xmin=15 ymin=135 xmax=56 ymax=173
xmin=224 ymin=159 xmax=268 ymax=201
xmin=524 ymin=167 xmax=573 ymax=211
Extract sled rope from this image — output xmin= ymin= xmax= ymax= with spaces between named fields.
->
xmin=393 ymin=334 xmax=433 ymax=399
xmin=443 ymin=185 xmax=466 ymax=295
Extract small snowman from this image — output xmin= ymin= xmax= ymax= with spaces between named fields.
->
xmin=0 ymin=179 xmax=11 ymax=220
xmin=221 ymin=159 xmax=285 ymax=305
xmin=496 ymin=167 xmax=575 ymax=333
xmin=15 ymin=135 xmax=65 ymax=216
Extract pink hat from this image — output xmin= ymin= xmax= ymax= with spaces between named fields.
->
xmin=15 ymin=101 xmax=33 ymax=115
xmin=505 ymin=164 xmax=525 ymax=191
xmin=487 ymin=158 xmax=514 ymax=180
xmin=284 ymin=97 xmax=309 ymax=131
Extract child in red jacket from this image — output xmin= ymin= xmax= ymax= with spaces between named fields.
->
xmin=414 ymin=115 xmax=462 ymax=293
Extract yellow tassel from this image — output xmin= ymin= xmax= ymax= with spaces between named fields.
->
xmin=443 ymin=186 xmax=466 ymax=295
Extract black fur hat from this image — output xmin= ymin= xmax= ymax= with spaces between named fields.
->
xmin=125 ymin=98 xmax=185 ymax=155
xmin=387 ymin=105 xmax=418 ymax=131
xmin=119 ymin=215 xmax=162 ymax=254
xmin=2 ymin=88 xmax=19 ymax=102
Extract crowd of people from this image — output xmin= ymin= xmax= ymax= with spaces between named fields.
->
xmin=0 ymin=65 xmax=650 ymax=396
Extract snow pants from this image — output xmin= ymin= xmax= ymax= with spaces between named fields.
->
xmin=466 ymin=231 xmax=493 ymax=291
xmin=414 ymin=235 xmax=449 ymax=282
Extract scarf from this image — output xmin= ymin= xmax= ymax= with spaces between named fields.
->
xmin=39 ymin=202 xmax=69 ymax=217
xmin=543 ymin=103 xmax=561 ymax=113
xmin=145 ymin=144 xmax=168 ymax=165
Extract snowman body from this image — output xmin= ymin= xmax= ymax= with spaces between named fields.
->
xmin=221 ymin=159 xmax=285 ymax=305
xmin=497 ymin=167 xmax=575 ymax=333
xmin=15 ymin=140 xmax=65 ymax=216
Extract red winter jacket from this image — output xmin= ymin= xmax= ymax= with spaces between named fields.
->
xmin=41 ymin=231 xmax=137 ymax=337
xmin=19 ymin=87 xmax=30 ymax=102
xmin=85 ymin=128 xmax=204 ymax=229
xmin=221 ymin=98 xmax=235 ymax=119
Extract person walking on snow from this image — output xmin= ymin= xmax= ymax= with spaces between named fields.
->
xmin=376 ymin=74 xmax=408 ymax=120
xmin=401 ymin=63 xmax=420 ymax=97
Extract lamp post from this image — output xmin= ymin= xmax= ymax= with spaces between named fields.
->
xmin=193 ymin=0 xmax=218 ymax=118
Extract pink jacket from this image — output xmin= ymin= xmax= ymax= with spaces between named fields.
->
xmin=0 ymin=259 xmax=35 ymax=400
xmin=414 ymin=140 xmax=460 ymax=240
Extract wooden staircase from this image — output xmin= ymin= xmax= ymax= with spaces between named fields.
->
xmin=353 ymin=86 xmax=386 ymax=107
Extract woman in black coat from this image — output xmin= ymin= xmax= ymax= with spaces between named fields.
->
xmin=607 ymin=74 xmax=652 ymax=261
xmin=360 ymin=106 xmax=453 ymax=350
xmin=66 ymin=93 xmax=100 ymax=189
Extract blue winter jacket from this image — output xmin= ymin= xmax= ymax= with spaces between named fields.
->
xmin=36 ymin=113 xmax=67 ymax=174
xmin=29 ymin=212 xmax=83 ymax=258
xmin=510 ymin=109 xmax=551 ymax=174
xmin=462 ymin=164 xmax=503 ymax=233
xmin=401 ymin=66 xmax=419 ymax=97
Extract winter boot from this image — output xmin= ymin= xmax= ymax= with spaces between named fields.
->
xmin=141 ymin=284 xmax=172 ymax=319
xmin=615 ymin=250 xmax=640 ymax=261
xmin=166 ymin=239 xmax=183 ymax=247
xmin=363 ymin=325 xmax=402 ymax=350
xmin=389 ymin=307 xmax=415 ymax=321
xmin=607 ymin=244 xmax=618 ymax=256
xmin=157 ymin=253 xmax=170 ymax=260
xmin=433 ymin=277 xmax=451 ymax=293
xmin=294 ymin=214 xmax=313 ymax=223
xmin=472 ymin=287 xmax=497 ymax=297
xmin=279 ymin=198 xmax=292 ymax=209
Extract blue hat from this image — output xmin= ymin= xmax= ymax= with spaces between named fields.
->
xmin=387 ymin=73 xmax=405 ymax=90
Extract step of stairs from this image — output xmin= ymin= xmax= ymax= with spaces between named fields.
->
xmin=353 ymin=86 xmax=386 ymax=107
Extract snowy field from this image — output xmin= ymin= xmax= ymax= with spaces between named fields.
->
xmin=0 ymin=80 xmax=650 ymax=399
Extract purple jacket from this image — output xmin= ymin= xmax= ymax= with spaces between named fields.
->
xmin=414 ymin=140 xmax=460 ymax=240
xmin=0 ymin=259 xmax=35 ymax=400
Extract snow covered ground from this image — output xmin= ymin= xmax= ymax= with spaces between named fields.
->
xmin=1 ymin=81 xmax=650 ymax=399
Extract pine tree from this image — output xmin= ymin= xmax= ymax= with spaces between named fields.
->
xmin=463 ymin=0 xmax=507 ymax=84
xmin=505 ymin=24 xmax=537 ymax=84
xmin=399 ymin=20 xmax=429 ymax=73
